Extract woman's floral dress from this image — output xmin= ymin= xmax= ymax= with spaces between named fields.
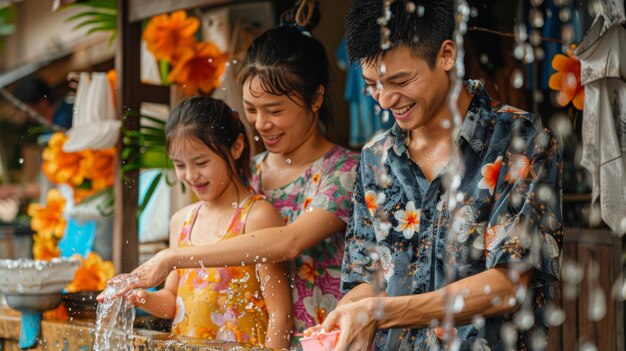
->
xmin=249 ymin=145 xmax=359 ymax=334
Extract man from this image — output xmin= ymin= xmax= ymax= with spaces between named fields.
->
xmin=321 ymin=1 xmax=563 ymax=350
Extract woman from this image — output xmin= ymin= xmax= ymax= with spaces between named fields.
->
xmin=104 ymin=0 xmax=359 ymax=339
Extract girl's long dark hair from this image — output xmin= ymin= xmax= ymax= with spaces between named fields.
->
xmin=165 ymin=96 xmax=251 ymax=183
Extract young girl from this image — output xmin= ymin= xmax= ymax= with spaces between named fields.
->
xmin=105 ymin=0 xmax=359 ymax=343
xmin=127 ymin=97 xmax=293 ymax=349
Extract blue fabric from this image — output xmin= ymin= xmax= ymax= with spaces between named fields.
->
xmin=19 ymin=311 xmax=42 ymax=348
xmin=341 ymin=81 xmax=564 ymax=350
xmin=336 ymin=37 xmax=393 ymax=147
xmin=58 ymin=219 xmax=96 ymax=258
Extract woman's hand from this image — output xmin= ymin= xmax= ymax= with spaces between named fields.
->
xmin=97 ymin=248 xmax=173 ymax=302
xmin=320 ymin=297 xmax=380 ymax=351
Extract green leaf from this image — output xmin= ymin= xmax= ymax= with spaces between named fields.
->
xmin=138 ymin=172 xmax=162 ymax=214
xmin=86 ymin=24 xmax=117 ymax=35
xmin=66 ymin=11 xmax=115 ymax=22
xmin=68 ymin=1 xmax=117 ymax=10
xmin=159 ymin=60 xmax=171 ymax=85
xmin=138 ymin=114 xmax=166 ymax=126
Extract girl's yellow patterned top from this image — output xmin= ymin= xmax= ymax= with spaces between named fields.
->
xmin=171 ymin=194 xmax=268 ymax=344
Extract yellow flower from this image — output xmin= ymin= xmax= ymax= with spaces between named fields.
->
xmin=168 ymin=41 xmax=227 ymax=95
xmin=65 ymin=253 xmax=115 ymax=292
xmin=142 ymin=10 xmax=199 ymax=62
xmin=27 ymin=188 xmax=67 ymax=241
xmin=32 ymin=232 xmax=61 ymax=261
xmin=548 ymin=48 xmax=584 ymax=110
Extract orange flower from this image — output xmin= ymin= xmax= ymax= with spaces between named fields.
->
xmin=548 ymin=48 xmax=584 ymax=110
xmin=364 ymin=190 xmax=377 ymax=216
xmin=297 ymin=256 xmax=319 ymax=285
xmin=303 ymin=197 xmax=313 ymax=209
xmin=505 ymin=155 xmax=534 ymax=182
xmin=311 ymin=173 xmax=321 ymax=185
xmin=485 ymin=224 xmax=505 ymax=252
xmin=32 ymin=232 xmax=61 ymax=261
xmin=142 ymin=10 xmax=199 ymax=62
xmin=478 ymin=156 xmax=503 ymax=195
xmin=65 ymin=253 xmax=115 ymax=292
xmin=82 ymin=148 xmax=116 ymax=191
xmin=42 ymin=132 xmax=86 ymax=186
xmin=168 ymin=41 xmax=227 ymax=95
xmin=28 ymin=188 xmax=67 ymax=241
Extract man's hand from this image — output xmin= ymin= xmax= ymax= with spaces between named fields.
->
xmin=320 ymin=297 xmax=380 ymax=351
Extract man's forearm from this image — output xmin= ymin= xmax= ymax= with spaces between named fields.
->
xmin=378 ymin=267 xmax=531 ymax=329
xmin=338 ymin=282 xmax=385 ymax=307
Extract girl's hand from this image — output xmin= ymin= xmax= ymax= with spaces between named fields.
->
xmin=126 ymin=289 xmax=148 ymax=307
xmin=97 ymin=249 xmax=173 ymax=302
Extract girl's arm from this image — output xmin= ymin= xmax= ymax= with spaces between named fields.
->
xmin=257 ymin=262 xmax=293 ymax=349
xmin=126 ymin=206 xmax=188 ymax=318
xmin=246 ymin=201 xmax=294 ymax=349
xmin=108 ymin=208 xmax=345 ymax=296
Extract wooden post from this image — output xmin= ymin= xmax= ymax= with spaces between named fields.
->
xmin=113 ymin=0 xmax=141 ymax=273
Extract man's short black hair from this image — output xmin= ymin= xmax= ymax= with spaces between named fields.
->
xmin=13 ymin=76 xmax=53 ymax=104
xmin=346 ymin=0 xmax=454 ymax=68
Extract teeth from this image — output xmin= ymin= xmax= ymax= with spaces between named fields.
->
xmin=392 ymin=104 xmax=414 ymax=115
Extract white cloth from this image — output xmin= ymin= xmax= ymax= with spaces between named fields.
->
xmin=575 ymin=15 xmax=626 ymax=235
xmin=63 ymin=73 xmax=121 ymax=152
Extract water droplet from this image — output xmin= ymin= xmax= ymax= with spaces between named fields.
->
xmin=253 ymin=135 xmax=260 ymax=142
xmin=588 ymin=0 xmax=602 ymax=17
xmin=523 ymin=43 xmax=535 ymax=63
xmin=480 ymin=53 xmax=489 ymax=64
xmin=472 ymin=314 xmax=485 ymax=328
xmin=529 ymin=29 xmax=543 ymax=46
xmin=510 ymin=69 xmax=525 ymax=89
xmin=261 ymin=257 xmax=267 ymax=263
xmin=232 ymin=202 xmax=238 ymax=208
xmin=500 ymin=323 xmax=518 ymax=346
xmin=380 ymin=28 xmax=391 ymax=50
xmin=588 ymin=287 xmax=606 ymax=322
xmin=382 ymin=110 xmax=390 ymax=123
xmin=514 ymin=23 xmax=528 ymax=42
xmin=405 ymin=1 xmax=416 ymax=13
xmin=285 ymin=158 xmax=292 ymax=164
xmin=580 ymin=341 xmax=598 ymax=351
xmin=513 ymin=44 xmax=525 ymax=60
xmin=441 ymin=119 xmax=451 ymax=129
xmin=534 ymin=46 xmax=545 ymax=61
xmin=559 ymin=7 xmax=571 ymax=22
xmin=232 ymin=59 xmax=238 ymax=64
xmin=470 ymin=7 xmax=479 ymax=18
xmin=379 ymin=63 xmax=387 ymax=76
xmin=417 ymin=5 xmax=425 ymax=17
xmin=453 ymin=294 xmax=464 ymax=313
xmin=545 ymin=304 xmax=566 ymax=326
xmin=530 ymin=0 xmax=544 ymax=6
xmin=514 ymin=309 xmax=535 ymax=330
xmin=530 ymin=8 xmax=544 ymax=28
xmin=140 ymin=298 xmax=145 ymax=304
xmin=18 ymin=158 xmax=24 ymax=165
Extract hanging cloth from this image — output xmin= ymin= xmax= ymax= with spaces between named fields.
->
xmin=575 ymin=9 xmax=626 ymax=235
xmin=63 ymin=73 xmax=121 ymax=152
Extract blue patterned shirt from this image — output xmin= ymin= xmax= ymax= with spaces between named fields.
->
xmin=341 ymin=80 xmax=564 ymax=350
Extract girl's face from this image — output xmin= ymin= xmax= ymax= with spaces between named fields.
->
xmin=169 ymin=137 xmax=239 ymax=202
xmin=242 ymin=76 xmax=318 ymax=155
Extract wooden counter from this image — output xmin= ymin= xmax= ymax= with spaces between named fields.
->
xmin=0 ymin=307 xmax=270 ymax=351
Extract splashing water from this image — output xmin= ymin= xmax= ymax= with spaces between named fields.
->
xmin=94 ymin=278 xmax=138 ymax=351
